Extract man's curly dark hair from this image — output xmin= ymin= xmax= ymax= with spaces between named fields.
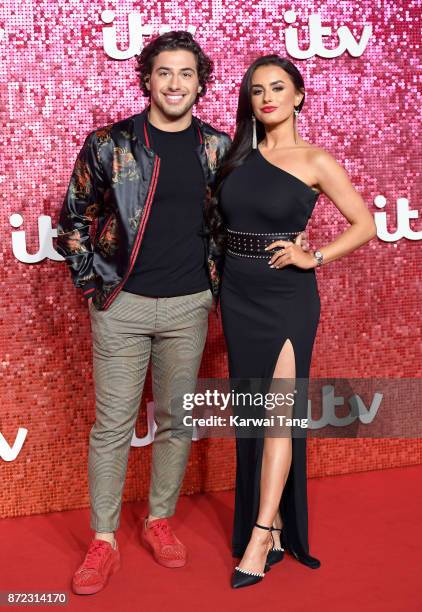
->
xmin=135 ymin=31 xmax=214 ymax=101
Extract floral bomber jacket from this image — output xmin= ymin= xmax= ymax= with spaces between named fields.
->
xmin=56 ymin=108 xmax=232 ymax=310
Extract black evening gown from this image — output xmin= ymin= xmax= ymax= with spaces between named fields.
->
xmin=219 ymin=148 xmax=321 ymax=564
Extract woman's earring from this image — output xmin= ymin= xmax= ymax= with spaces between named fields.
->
xmin=293 ymin=108 xmax=299 ymax=145
xmin=252 ymin=115 xmax=257 ymax=149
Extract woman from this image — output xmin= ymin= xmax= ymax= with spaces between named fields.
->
xmin=209 ymin=55 xmax=376 ymax=589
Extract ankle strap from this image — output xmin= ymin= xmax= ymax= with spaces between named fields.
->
xmin=271 ymin=527 xmax=282 ymax=532
xmin=254 ymin=522 xmax=272 ymax=531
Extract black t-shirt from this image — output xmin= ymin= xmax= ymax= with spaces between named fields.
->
xmin=123 ymin=120 xmax=209 ymax=297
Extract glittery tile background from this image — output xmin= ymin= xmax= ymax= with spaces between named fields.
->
xmin=0 ymin=1 xmax=421 ymax=519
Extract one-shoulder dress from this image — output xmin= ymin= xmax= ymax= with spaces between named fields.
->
xmin=219 ymin=147 xmax=321 ymax=564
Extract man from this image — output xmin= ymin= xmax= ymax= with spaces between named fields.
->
xmin=57 ymin=31 xmax=231 ymax=595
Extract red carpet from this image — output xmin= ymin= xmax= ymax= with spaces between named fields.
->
xmin=1 ymin=465 xmax=420 ymax=611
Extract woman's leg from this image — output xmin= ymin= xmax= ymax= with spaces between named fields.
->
xmin=236 ymin=338 xmax=295 ymax=573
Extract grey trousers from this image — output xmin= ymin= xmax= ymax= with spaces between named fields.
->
xmin=87 ymin=288 xmax=213 ymax=532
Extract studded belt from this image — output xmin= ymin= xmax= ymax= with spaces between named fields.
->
xmin=226 ymin=229 xmax=304 ymax=258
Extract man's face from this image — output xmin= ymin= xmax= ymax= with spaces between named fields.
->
xmin=146 ymin=49 xmax=202 ymax=119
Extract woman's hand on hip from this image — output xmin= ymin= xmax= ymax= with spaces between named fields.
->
xmin=265 ymin=237 xmax=317 ymax=270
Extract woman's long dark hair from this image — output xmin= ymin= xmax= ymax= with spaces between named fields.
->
xmin=206 ymin=55 xmax=305 ymax=251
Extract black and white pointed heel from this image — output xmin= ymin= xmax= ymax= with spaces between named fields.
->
xmin=266 ymin=526 xmax=285 ymax=566
xmin=231 ymin=523 xmax=273 ymax=589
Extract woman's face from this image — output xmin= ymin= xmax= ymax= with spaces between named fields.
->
xmin=250 ymin=64 xmax=303 ymax=127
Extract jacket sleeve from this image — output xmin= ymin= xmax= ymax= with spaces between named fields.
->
xmin=56 ymin=131 xmax=106 ymax=299
xmin=221 ymin=133 xmax=232 ymax=160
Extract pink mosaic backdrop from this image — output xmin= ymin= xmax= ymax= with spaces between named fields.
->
xmin=0 ymin=1 xmax=421 ymax=519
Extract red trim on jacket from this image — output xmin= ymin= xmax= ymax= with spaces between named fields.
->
xmin=128 ymin=158 xmax=160 ymax=268
xmin=144 ymin=122 xmax=150 ymax=148
xmin=197 ymin=126 xmax=203 ymax=144
xmin=97 ymin=215 xmax=113 ymax=242
xmin=102 ymin=156 xmax=161 ymax=310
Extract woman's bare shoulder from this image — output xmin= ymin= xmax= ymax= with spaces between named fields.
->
xmin=301 ymin=143 xmax=341 ymax=174
xmin=306 ymin=143 xmax=336 ymax=160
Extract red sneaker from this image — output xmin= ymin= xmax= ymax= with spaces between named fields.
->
xmin=72 ymin=539 xmax=120 ymax=595
xmin=141 ymin=518 xmax=187 ymax=568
